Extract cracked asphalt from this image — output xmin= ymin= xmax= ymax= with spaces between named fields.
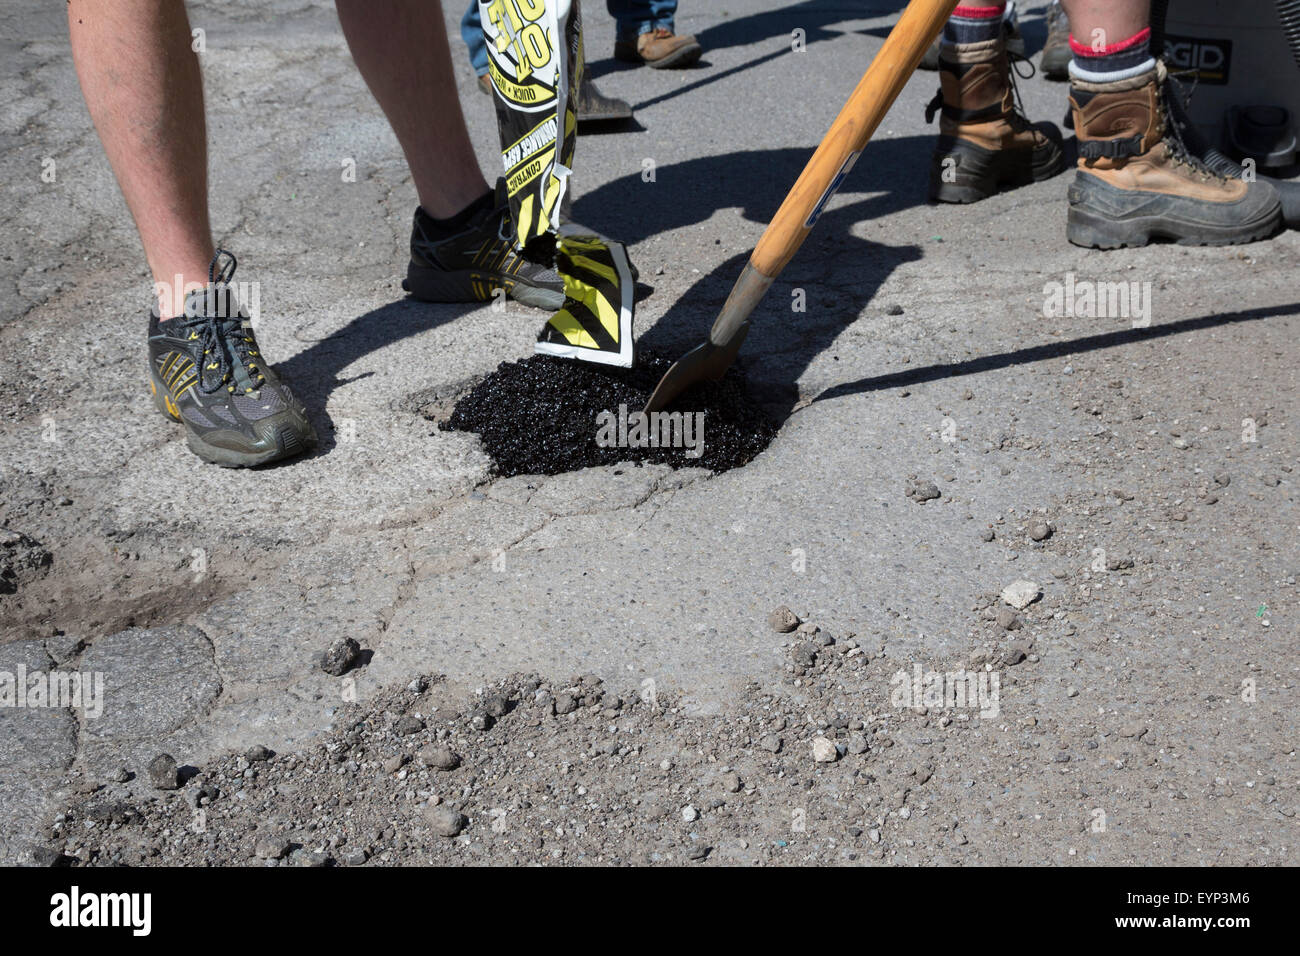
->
xmin=1 ymin=0 xmax=1297 ymax=865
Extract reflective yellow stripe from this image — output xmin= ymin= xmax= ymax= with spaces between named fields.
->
xmin=542 ymin=177 xmax=562 ymax=223
xmin=563 ymin=252 xmax=618 ymax=286
xmin=516 ymin=194 xmax=536 ymax=247
xmin=545 ymin=309 xmax=600 ymax=348
xmin=564 ymin=274 xmax=620 ymax=340
xmin=168 ymin=359 xmax=193 ymax=390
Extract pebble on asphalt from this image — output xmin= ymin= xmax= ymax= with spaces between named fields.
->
xmin=147 ymin=753 xmax=179 ymax=791
xmin=905 ymin=478 xmax=941 ymax=503
xmin=254 ymin=835 xmax=290 ymax=860
xmin=812 ymin=737 xmax=838 ymax=763
xmin=1001 ymin=580 xmax=1040 ymax=610
xmin=425 ymin=805 xmax=467 ymax=837
xmin=418 ymin=744 xmax=460 ymax=771
xmin=321 ymin=637 xmax=362 ymax=676
xmin=768 ymin=605 xmax=800 ymax=633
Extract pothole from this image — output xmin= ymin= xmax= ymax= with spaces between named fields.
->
xmin=439 ymin=350 xmax=777 ymax=478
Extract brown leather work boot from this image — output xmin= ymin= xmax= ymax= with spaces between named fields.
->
xmin=1067 ymin=63 xmax=1281 ymax=248
xmin=614 ymin=28 xmax=702 ymax=69
xmin=926 ymin=37 xmax=1065 ymax=203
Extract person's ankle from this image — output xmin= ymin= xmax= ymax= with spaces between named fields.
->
xmin=416 ymin=179 xmax=492 ymax=221
xmin=418 ymin=187 xmax=493 ymax=238
xmin=152 ymin=267 xmax=215 ymax=319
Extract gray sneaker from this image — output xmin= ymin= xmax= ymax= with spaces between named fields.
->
xmin=147 ymin=250 xmax=316 ymax=467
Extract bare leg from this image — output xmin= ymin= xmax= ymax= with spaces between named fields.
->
xmin=335 ymin=0 xmax=490 ymax=218
xmin=68 ymin=0 xmax=214 ymax=318
xmin=1061 ymin=0 xmax=1149 ymax=48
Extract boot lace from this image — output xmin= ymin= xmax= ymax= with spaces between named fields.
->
xmin=1004 ymin=50 xmax=1037 ymax=132
xmin=1159 ymin=66 xmax=1226 ymax=182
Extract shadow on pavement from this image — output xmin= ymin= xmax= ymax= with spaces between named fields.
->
xmin=572 ymin=138 xmax=935 ymax=242
xmin=276 ymin=297 xmax=479 ymax=457
xmin=692 ymin=0 xmax=910 ymax=55
xmin=574 ymin=139 xmax=935 ymax=417
xmin=813 ymin=301 xmax=1300 ymax=405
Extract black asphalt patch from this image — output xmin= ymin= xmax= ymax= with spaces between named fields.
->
xmin=442 ymin=350 xmax=776 ymax=477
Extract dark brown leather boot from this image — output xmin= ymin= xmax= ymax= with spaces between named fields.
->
xmin=927 ymin=37 xmax=1065 ymax=203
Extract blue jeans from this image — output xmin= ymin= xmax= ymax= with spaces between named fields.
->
xmin=462 ymin=0 xmax=680 ymax=74
xmin=462 ymin=2 xmax=490 ymax=77
xmin=606 ymin=0 xmax=677 ymax=43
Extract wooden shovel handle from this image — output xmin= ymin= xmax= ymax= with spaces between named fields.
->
xmin=750 ymin=0 xmax=961 ymax=277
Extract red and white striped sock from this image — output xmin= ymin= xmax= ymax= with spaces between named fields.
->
xmin=942 ymin=3 xmax=1006 ymax=46
xmin=1068 ymin=26 xmax=1155 ymax=82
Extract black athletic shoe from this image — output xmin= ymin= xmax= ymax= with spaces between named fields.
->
xmin=403 ymin=180 xmax=565 ymax=311
xmin=147 ymin=250 xmax=316 ymax=468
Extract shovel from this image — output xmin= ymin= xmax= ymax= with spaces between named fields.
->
xmin=644 ymin=0 xmax=961 ymax=413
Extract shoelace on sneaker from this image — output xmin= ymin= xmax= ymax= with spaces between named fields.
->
xmin=174 ymin=249 xmax=266 ymax=396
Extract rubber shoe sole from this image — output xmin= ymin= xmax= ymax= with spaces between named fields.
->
xmin=148 ymin=375 xmax=317 ymax=468
xmin=403 ymin=264 xmax=564 ymax=312
xmin=1066 ymin=205 xmax=1283 ymax=248
xmin=1066 ymin=172 xmax=1284 ymax=249
xmin=929 ymin=133 xmax=1065 ymax=203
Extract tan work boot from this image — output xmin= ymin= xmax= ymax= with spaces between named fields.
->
xmin=614 ymin=28 xmax=702 ymax=69
xmin=1067 ymin=63 xmax=1281 ymax=248
xmin=926 ymin=37 xmax=1065 ymax=203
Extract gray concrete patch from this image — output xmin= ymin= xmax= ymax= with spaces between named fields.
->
xmin=0 ymin=640 xmax=77 ymax=774
xmin=78 ymin=626 xmax=222 ymax=741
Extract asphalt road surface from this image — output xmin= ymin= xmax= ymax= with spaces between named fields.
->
xmin=1 ymin=0 xmax=1296 ymax=865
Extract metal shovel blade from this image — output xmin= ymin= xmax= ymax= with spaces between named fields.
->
xmin=643 ymin=264 xmax=772 ymax=414
xmin=643 ymin=324 xmax=750 ymax=414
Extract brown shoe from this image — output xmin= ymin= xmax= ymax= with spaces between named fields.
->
xmin=1067 ymin=63 xmax=1281 ymax=248
xmin=926 ymin=37 xmax=1064 ymax=203
xmin=614 ymin=28 xmax=702 ymax=69
xmin=477 ymin=74 xmax=491 ymax=95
